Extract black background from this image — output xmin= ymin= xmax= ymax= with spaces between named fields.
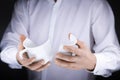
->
xmin=0 ymin=0 xmax=120 ymax=80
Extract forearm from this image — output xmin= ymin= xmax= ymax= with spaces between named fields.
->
xmin=92 ymin=46 xmax=120 ymax=77
xmin=0 ymin=46 xmax=22 ymax=69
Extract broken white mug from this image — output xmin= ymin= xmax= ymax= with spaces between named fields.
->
xmin=19 ymin=38 xmax=52 ymax=64
xmin=58 ymin=34 xmax=78 ymax=56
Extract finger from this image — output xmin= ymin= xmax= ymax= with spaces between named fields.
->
xmin=17 ymin=52 xmax=30 ymax=66
xmin=28 ymin=60 xmax=45 ymax=71
xmin=16 ymin=52 xmax=23 ymax=65
xmin=63 ymin=46 xmax=82 ymax=56
xmin=55 ymin=53 xmax=78 ymax=62
xmin=17 ymin=52 xmax=29 ymax=63
xmin=76 ymin=40 xmax=86 ymax=49
xmin=55 ymin=59 xmax=76 ymax=70
xmin=22 ymin=52 xmax=29 ymax=59
xmin=36 ymin=62 xmax=51 ymax=72
xmin=20 ymin=34 xmax=26 ymax=43
xmin=22 ymin=57 xmax=36 ymax=67
xmin=18 ymin=34 xmax=26 ymax=51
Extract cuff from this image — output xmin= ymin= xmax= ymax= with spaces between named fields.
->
xmin=0 ymin=47 xmax=22 ymax=69
xmin=90 ymin=53 xmax=112 ymax=77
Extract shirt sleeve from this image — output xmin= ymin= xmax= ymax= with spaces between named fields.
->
xmin=0 ymin=0 xmax=29 ymax=69
xmin=91 ymin=0 xmax=120 ymax=77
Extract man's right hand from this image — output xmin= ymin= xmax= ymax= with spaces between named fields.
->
xmin=16 ymin=35 xmax=50 ymax=71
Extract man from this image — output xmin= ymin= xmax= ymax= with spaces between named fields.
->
xmin=0 ymin=0 xmax=120 ymax=80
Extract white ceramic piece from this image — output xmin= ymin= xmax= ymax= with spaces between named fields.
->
xmin=58 ymin=34 xmax=78 ymax=56
xmin=19 ymin=38 xmax=52 ymax=64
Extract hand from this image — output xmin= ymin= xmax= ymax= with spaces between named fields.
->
xmin=16 ymin=34 xmax=50 ymax=71
xmin=55 ymin=40 xmax=96 ymax=70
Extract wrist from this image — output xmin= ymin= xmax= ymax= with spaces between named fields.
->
xmin=87 ymin=53 xmax=96 ymax=71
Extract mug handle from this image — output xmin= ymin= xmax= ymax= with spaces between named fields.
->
xmin=19 ymin=49 xmax=27 ymax=59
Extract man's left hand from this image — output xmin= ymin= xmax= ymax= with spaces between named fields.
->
xmin=55 ymin=40 xmax=96 ymax=71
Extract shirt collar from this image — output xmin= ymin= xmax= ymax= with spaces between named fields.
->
xmin=47 ymin=0 xmax=62 ymax=5
xmin=47 ymin=0 xmax=55 ymax=4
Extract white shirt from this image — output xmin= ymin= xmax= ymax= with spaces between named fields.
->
xmin=0 ymin=0 xmax=120 ymax=80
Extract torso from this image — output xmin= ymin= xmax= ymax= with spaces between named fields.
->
xmin=28 ymin=0 xmax=96 ymax=80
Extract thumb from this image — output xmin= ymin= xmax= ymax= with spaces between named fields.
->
xmin=18 ymin=34 xmax=26 ymax=51
xmin=68 ymin=33 xmax=86 ymax=49
xmin=76 ymin=40 xmax=86 ymax=49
